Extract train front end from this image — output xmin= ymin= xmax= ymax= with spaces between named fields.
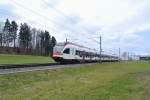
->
xmin=53 ymin=43 xmax=65 ymax=62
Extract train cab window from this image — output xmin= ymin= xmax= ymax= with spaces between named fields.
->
xmin=63 ymin=48 xmax=70 ymax=54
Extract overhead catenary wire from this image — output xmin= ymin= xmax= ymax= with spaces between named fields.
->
xmin=10 ymin=0 xmax=87 ymax=40
xmin=10 ymin=1 xmax=79 ymax=38
xmin=0 ymin=9 xmax=60 ymax=34
xmin=11 ymin=0 xmax=78 ymax=33
xmin=42 ymin=0 xmax=98 ymax=36
xmin=11 ymin=0 xmax=97 ymax=40
xmin=42 ymin=0 xmax=101 ymax=42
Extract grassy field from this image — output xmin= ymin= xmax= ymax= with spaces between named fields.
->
xmin=0 ymin=54 xmax=55 ymax=64
xmin=0 ymin=61 xmax=150 ymax=100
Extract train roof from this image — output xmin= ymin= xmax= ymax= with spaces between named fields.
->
xmin=57 ymin=42 xmax=97 ymax=51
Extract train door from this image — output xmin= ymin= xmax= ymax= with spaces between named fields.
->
xmin=70 ymin=48 xmax=75 ymax=59
xmin=70 ymin=48 xmax=74 ymax=55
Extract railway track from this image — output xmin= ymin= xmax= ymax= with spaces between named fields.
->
xmin=0 ymin=63 xmax=60 ymax=69
xmin=0 ymin=62 xmax=99 ymax=69
xmin=0 ymin=62 xmax=98 ymax=75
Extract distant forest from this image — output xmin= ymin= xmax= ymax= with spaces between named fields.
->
xmin=0 ymin=19 xmax=57 ymax=56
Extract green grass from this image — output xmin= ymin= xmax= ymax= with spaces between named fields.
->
xmin=0 ymin=61 xmax=150 ymax=100
xmin=0 ymin=54 xmax=55 ymax=64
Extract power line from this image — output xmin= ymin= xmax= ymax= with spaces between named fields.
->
xmin=6 ymin=1 xmax=99 ymax=44
xmin=0 ymin=9 xmax=60 ymax=34
xmin=42 ymin=0 xmax=97 ymax=34
xmin=42 ymin=0 xmax=100 ymax=38
xmin=11 ymin=0 xmax=78 ymax=33
xmin=10 ymin=0 xmax=78 ymax=36
xmin=11 ymin=0 xmax=87 ymax=38
xmin=10 ymin=0 xmax=107 ymax=49
xmin=14 ymin=0 xmax=96 ymax=39
xmin=42 ymin=0 xmax=72 ymax=21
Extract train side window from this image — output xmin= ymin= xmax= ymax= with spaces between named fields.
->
xmin=76 ymin=50 xmax=79 ymax=55
xmin=63 ymin=48 xmax=70 ymax=54
xmin=79 ymin=51 xmax=83 ymax=57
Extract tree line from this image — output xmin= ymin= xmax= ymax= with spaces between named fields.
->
xmin=0 ymin=19 xmax=57 ymax=56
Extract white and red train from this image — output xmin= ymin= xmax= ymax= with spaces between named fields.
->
xmin=53 ymin=42 xmax=119 ymax=63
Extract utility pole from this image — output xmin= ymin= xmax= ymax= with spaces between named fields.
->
xmin=128 ymin=52 xmax=129 ymax=60
xmin=119 ymin=48 xmax=121 ymax=61
xmin=99 ymin=35 xmax=102 ymax=63
xmin=66 ymin=38 xmax=68 ymax=43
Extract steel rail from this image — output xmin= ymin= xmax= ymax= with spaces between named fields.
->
xmin=0 ymin=62 xmax=99 ymax=69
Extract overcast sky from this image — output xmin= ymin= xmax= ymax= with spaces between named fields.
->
xmin=0 ymin=0 xmax=150 ymax=55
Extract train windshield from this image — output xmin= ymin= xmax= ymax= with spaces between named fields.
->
xmin=54 ymin=43 xmax=65 ymax=52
